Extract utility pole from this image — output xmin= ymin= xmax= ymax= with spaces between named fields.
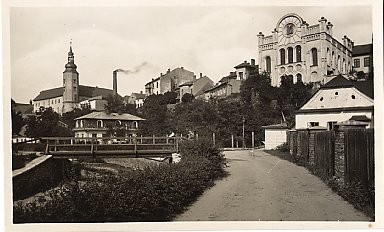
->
xmin=242 ymin=117 xmax=245 ymax=149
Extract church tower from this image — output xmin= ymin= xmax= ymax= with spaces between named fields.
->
xmin=62 ymin=45 xmax=79 ymax=113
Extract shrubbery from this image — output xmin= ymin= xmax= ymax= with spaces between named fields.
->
xmin=13 ymin=139 xmax=227 ymax=222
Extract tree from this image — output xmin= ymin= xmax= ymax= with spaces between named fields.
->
xmin=11 ymin=99 xmax=25 ymax=135
xmin=181 ymin=93 xmax=194 ymax=103
xmin=104 ymin=94 xmax=124 ymax=113
xmin=25 ymin=107 xmax=72 ymax=137
xmin=138 ymin=94 xmax=172 ymax=136
xmin=61 ymin=107 xmax=92 ymax=129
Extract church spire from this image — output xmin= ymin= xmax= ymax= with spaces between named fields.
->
xmin=64 ymin=42 xmax=77 ymax=73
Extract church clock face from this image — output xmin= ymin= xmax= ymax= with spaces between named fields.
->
xmin=277 ymin=16 xmax=302 ymax=45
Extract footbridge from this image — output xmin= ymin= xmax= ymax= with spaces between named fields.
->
xmin=41 ymin=136 xmax=181 ymax=159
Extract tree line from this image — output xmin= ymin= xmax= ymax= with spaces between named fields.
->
xmin=11 ymin=71 xmax=313 ymax=146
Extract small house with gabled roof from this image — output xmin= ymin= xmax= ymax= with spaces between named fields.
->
xmin=73 ymin=111 xmax=145 ymax=138
xmin=295 ymin=74 xmax=373 ymax=130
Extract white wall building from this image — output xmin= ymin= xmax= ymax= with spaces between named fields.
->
xmin=258 ymin=13 xmax=354 ymax=86
xmin=295 ymin=75 xmax=373 ymax=130
xmin=262 ymin=123 xmax=289 ymax=150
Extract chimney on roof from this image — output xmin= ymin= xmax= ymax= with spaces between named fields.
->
xmin=113 ymin=70 xmax=117 ymax=97
xmin=181 ymin=67 xmax=184 ymax=69
xmin=167 ymin=69 xmax=170 ymax=73
xmin=160 ymin=73 xmax=163 ymax=76
xmin=200 ymin=73 xmax=203 ymax=78
xmin=251 ymin=59 xmax=255 ymax=66
xmin=140 ymin=91 xmax=143 ymax=94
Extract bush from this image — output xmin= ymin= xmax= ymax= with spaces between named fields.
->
xmin=13 ymin=139 xmax=227 ymax=222
xmin=275 ymin=142 xmax=289 ymax=152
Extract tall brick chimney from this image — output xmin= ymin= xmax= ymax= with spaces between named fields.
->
xmin=113 ymin=70 xmax=117 ymax=97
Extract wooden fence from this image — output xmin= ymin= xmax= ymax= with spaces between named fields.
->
xmin=289 ymin=128 xmax=374 ymax=187
xmin=344 ymin=129 xmax=374 ymax=187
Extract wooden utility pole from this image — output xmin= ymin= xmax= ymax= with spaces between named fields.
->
xmin=242 ymin=117 xmax=245 ymax=148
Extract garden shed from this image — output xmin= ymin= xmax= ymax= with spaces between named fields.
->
xmin=262 ymin=123 xmax=289 ymax=150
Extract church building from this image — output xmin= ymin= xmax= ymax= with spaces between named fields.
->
xmin=32 ymin=46 xmax=116 ymax=115
xmin=257 ymin=13 xmax=354 ymax=86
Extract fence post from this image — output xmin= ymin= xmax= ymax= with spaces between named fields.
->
xmin=212 ymin=133 xmax=216 ymax=146
xmin=196 ymin=134 xmax=199 ymax=140
xmin=231 ymin=134 xmax=234 ymax=148
xmin=252 ymin=132 xmax=255 ymax=148
xmin=153 ymin=135 xmax=155 ymax=144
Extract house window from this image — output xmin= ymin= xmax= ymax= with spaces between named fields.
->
xmin=280 ymin=49 xmax=286 ymax=65
xmin=327 ymin=121 xmax=337 ymax=130
xmin=58 ymin=99 xmax=60 ymax=103
xmin=311 ymin=48 xmax=318 ymax=66
xmin=265 ymin=56 xmax=271 ymax=73
xmin=296 ymin=46 xmax=302 ymax=62
xmin=287 ymin=47 xmax=293 ymax=63
xmin=115 ymin=120 xmax=122 ymax=126
xmin=74 ymin=79 xmax=76 ymax=84
xmin=80 ymin=120 xmax=84 ymax=128
xmin=132 ymin=121 xmax=138 ymax=129
xmin=239 ymin=72 xmax=244 ymax=80
xmin=364 ymin=57 xmax=370 ymax=67
xmin=354 ymin=59 xmax=360 ymax=68
xmin=156 ymin=82 xmax=158 ymax=88
xmin=97 ymin=120 xmax=103 ymax=128
xmin=308 ymin=122 xmax=319 ymax=128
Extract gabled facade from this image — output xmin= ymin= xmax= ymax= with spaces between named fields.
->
xmin=295 ymin=75 xmax=374 ymax=129
xmin=145 ymin=67 xmax=195 ymax=96
xmin=258 ymin=13 xmax=354 ymax=87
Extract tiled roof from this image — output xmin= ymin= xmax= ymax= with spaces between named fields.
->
xmin=131 ymin=92 xmax=146 ymax=99
xmin=13 ymin=103 xmax=33 ymax=115
xmin=75 ymin=111 xmax=145 ymax=121
xmin=234 ymin=61 xmax=257 ymax=69
xmin=33 ymin=87 xmax=64 ymax=101
xmin=349 ymin=115 xmax=371 ymax=122
xmin=352 ymin=44 xmax=372 ymax=56
xmin=262 ymin=123 xmax=289 ymax=129
xmin=219 ymin=72 xmax=237 ymax=83
xmin=321 ymin=75 xmax=373 ymax=99
xmin=33 ymin=85 xmax=116 ymax=101
xmin=179 ymin=81 xmax=194 ymax=87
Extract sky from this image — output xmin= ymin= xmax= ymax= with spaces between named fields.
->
xmin=10 ymin=5 xmax=373 ymax=103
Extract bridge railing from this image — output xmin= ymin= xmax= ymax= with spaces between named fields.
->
xmin=40 ymin=136 xmax=182 ymax=157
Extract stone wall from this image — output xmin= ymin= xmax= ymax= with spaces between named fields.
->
xmin=334 ymin=130 xmax=345 ymax=182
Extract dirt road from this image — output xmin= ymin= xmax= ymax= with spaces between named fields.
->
xmin=175 ymin=150 xmax=370 ymax=221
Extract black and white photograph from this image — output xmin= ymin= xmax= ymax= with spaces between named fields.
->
xmin=2 ymin=0 xmax=383 ymax=231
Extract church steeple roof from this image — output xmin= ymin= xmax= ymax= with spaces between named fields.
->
xmin=64 ymin=44 xmax=77 ymax=73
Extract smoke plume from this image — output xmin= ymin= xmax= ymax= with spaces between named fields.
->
xmin=114 ymin=62 xmax=148 ymax=74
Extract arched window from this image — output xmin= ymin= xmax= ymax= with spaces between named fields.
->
xmin=296 ymin=45 xmax=302 ymax=62
xmin=311 ymin=48 xmax=318 ymax=66
xmin=342 ymin=58 xmax=346 ymax=73
xmin=348 ymin=61 xmax=351 ymax=73
xmin=115 ymin=120 xmax=122 ymax=126
xmin=332 ymin=51 xmax=335 ymax=67
xmin=326 ymin=48 xmax=330 ymax=65
xmin=265 ymin=56 xmax=271 ymax=73
xmin=296 ymin=73 xmax=302 ymax=83
xmin=97 ymin=120 xmax=103 ymax=128
xmin=280 ymin=48 xmax=286 ymax=65
xmin=287 ymin=47 xmax=293 ymax=63
xmin=132 ymin=121 xmax=138 ymax=129
xmin=80 ymin=120 xmax=84 ymax=128
xmin=337 ymin=55 xmax=341 ymax=72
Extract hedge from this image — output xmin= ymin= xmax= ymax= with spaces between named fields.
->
xmin=13 ymin=138 xmax=227 ymax=223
